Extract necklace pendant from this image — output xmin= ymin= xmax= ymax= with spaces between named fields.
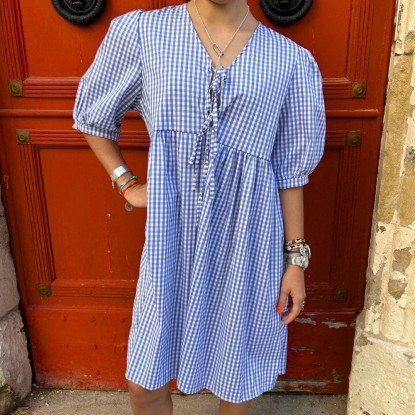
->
xmin=212 ymin=43 xmax=224 ymax=57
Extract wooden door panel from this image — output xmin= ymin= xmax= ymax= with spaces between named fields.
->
xmin=19 ymin=1 xmax=154 ymax=77
xmin=305 ymin=151 xmax=339 ymax=286
xmin=40 ymin=147 xmax=147 ymax=281
xmin=303 ymin=122 xmax=364 ymax=307
xmin=256 ymin=0 xmax=354 ymax=78
xmin=27 ymin=305 xmax=132 ymax=389
xmin=18 ymin=128 xmax=148 ymax=295
xmin=3 ymin=0 xmax=373 ymax=100
xmin=20 ymin=0 xmax=355 ymax=79
xmin=0 ymin=0 xmax=396 ymax=394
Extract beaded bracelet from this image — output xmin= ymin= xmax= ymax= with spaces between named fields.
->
xmin=285 ymin=238 xmax=306 ymax=246
xmin=285 ymin=238 xmax=308 ymax=251
xmin=118 ymin=175 xmax=138 ymax=194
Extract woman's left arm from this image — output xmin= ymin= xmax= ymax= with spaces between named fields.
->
xmin=276 ymin=186 xmax=307 ymax=324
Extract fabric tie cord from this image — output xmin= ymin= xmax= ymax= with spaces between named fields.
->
xmin=189 ymin=68 xmax=227 ymax=205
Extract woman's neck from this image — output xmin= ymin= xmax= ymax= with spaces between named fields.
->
xmin=190 ymin=0 xmax=250 ymax=27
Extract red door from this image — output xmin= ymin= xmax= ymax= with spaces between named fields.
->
xmin=0 ymin=0 xmax=396 ymax=393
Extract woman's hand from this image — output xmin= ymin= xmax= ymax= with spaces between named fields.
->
xmin=276 ymin=264 xmax=306 ymax=324
xmin=123 ymin=183 xmax=148 ymax=208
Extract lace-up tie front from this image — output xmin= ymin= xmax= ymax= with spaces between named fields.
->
xmin=189 ymin=68 xmax=227 ymax=212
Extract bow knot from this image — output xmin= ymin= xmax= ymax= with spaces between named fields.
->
xmin=210 ymin=71 xmax=226 ymax=93
xmin=188 ymin=68 xmax=226 ymax=215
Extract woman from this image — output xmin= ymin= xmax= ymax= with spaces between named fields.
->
xmin=73 ymin=0 xmax=326 ymax=414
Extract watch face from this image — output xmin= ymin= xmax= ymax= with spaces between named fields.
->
xmin=285 ymin=255 xmax=309 ymax=270
xmin=295 ymin=256 xmax=308 ymax=269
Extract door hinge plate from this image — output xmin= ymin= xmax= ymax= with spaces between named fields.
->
xmin=16 ymin=130 xmax=30 ymax=145
xmin=352 ymin=82 xmax=367 ymax=98
xmin=333 ymin=287 xmax=348 ymax=301
xmin=9 ymin=80 xmax=23 ymax=97
xmin=38 ymin=284 xmax=52 ymax=297
xmin=347 ymin=130 xmax=362 ymax=147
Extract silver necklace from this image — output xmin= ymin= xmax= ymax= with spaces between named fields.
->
xmin=193 ymin=0 xmax=250 ymax=68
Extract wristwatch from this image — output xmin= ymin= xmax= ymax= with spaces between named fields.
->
xmin=286 ymin=255 xmax=309 ymax=270
xmin=285 ymin=244 xmax=311 ymax=270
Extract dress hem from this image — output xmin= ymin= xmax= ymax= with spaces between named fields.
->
xmin=124 ymin=369 xmax=286 ymax=404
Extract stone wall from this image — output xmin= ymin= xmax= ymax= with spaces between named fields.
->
xmin=0 ymin=187 xmax=32 ymax=414
xmin=347 ymin=0 xmax=415 ymax=413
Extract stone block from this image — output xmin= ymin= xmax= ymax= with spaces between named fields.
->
xmin=0 ymin=310 xmax=32 ymax=415
xmin=347 ymin=314 xmax=415 ymax=415
xmin=0 ymin=249 xmax=19 ymax=319
xmin=0 ymin=189 xmax=20 ymax=319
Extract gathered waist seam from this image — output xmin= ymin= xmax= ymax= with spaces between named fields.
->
xmin=216 ymin=141 xmax=270 ymax=162
xmin=150 ymin=129 xmax=271 ymax=162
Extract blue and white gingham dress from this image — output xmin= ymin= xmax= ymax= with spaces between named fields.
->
xmin=73 ymin=3 xmax=326 ymax=404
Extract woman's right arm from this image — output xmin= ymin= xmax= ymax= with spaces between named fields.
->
xmin=72 ymin=12 xmax=146 ymax=207
xmin=83 ymin=133 xmax=147 ymax=208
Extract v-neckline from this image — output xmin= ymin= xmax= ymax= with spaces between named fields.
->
xmin=183 ymin=2 xmax=261 ymax=72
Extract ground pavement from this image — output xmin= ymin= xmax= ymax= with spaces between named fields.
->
xmin=10 ymin=386 xmax=347 ymax=415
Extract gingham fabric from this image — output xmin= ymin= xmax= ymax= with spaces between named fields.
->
xmin=72 ymin=3 xmax=326 ymax=404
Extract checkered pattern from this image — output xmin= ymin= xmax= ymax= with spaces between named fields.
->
xmin=72 ymin=3 xmax=326 ymax=404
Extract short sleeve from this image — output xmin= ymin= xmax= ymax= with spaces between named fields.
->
xmin=72 ymin=10 xmax=144 ymax=142
xmin=271 ymin=47 xmax=326 ymax=189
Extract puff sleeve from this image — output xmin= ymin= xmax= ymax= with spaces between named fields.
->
xmin=72 ymin=10 xmax=143 ymax=142
xmin=271 ymin=47 xmax=326 ymax=189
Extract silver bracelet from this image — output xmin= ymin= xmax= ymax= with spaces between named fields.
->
xmin=110 ymin=165 xmax=131 ymax=183
xmin=118 ymin=175 xmax=138 ymax=194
